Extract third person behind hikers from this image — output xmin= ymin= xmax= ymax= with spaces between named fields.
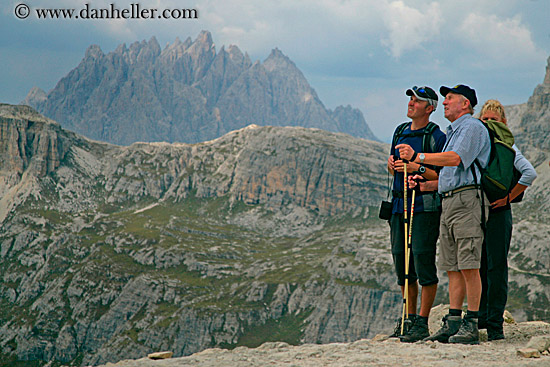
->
xmin=478 ymin=99 xmax=537 ymax=341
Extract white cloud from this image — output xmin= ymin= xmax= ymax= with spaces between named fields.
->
xmin=101 ymin=19 xmax=136 ymax=40
xmin=381 ymin=1 xmax=442 ymax=58
xmin=458 ymin=13 xmax=544 ymax=65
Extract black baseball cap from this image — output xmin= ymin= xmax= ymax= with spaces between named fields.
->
xmin=406 ymin=86 xmax=438 ymax=110
xmin=440 ymin=84 xmax=478 ymax=107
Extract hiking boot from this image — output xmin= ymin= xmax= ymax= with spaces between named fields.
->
xmin=423 ymin=315 xmax=461 ymax=343
xmin=389 ymin=315 xmax=415 ymax=337
xmin=487 ymin=327 xmax=505 ymax=341
xmin=449 ymin=317 xmax=480 ymax=345
xmin=400 ymin=317 xmax=429 ymax=343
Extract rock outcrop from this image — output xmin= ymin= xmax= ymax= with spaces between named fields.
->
xmin=93 ymin=317 xmax=550 ymax=367
xmin=0 ymin=104 xmax=394 ymax=366
xmin=509 ymin=56 xmax=550 ymax=152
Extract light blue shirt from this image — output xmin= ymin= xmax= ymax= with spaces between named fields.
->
xmin=513 ymin=144 xmax=537 ymax=186
xmin=438 ymin=114 xmax=491 ymax=193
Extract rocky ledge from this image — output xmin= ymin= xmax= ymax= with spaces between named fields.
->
xmin=94 ymin=316 xmax=550 ymax=367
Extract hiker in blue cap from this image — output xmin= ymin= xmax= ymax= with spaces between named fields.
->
xmin=397 ymin=84 xmax=491 ymax=345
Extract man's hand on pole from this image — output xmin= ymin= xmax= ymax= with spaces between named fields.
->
xmin=395 ymin=144 xmax=416 ymax=162
xmin=408 ymin=175 xmax=438 ymax=192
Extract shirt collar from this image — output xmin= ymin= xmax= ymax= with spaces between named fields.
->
xmin=446 ymin=113 xmax=472 ymax=134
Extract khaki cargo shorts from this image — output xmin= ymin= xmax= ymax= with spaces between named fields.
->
xmin=438 ymin=189 xmax=489 ymax=271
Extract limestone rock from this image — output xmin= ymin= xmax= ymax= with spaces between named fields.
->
xmin=504 ymin=310 xmax=516 ymax=324
xmin=517 ymin=348 xmax=541 ymax=358
xmin=148 ymin=351 xmax=173 ymax=360
xmin=0 ymin=104 xmax=394 ymax=366
xmin=512 ymin=56 xmax=550 ymax=151
xmin=527 ymin=335 xmax=550 ymax=352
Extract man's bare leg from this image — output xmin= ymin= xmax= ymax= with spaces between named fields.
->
xmin=419 ymin=283 xmax=437 ymax=318
xmin=401 ymin=281 xmax=418 ymax=315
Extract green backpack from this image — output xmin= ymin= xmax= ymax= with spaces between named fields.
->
xmin=473 ymin=119 xmax=516 ymax=204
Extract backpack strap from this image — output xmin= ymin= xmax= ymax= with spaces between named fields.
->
xmin=393 ymin=121 xmax=439 ymax=154
xmin=392 ymin=122 xmax=410 ymax=148
xmin=472 ymin=160 xmax=487 ymax=232
xmin=423 ymin=122 xmax=438 ymax=153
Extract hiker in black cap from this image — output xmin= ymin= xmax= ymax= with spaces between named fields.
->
xmin=397 ymin=84 xmax=491 ymax=345
xmin=387 ymin=86 xmax=446 ymax=342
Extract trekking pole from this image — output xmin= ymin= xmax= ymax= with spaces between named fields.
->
xmin=400 ymin=161 xmax=409 ymax=335
xmin=406 ymin=185 xmax=416 ymax=291
xmin=407 ymin=177 xmax=426 ymax=242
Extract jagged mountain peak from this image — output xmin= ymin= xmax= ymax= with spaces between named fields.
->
xmin=84 ymin=44 xmax=104 ymax=59
xmin=21 ymin=87 xmax=47 ymax=107
xmin=147 ymin=36 xmax=161 ymax=53
xmin=114 ymin=42 xmax=127 ymax=54
xmin=182 ymin=36 xmax=193 ymax=49
xmin=125 ymin=37 xmax=161 ymax=64
xmin=543 ymin=56 xmax=550 ymax=85
xmin=225 ymin=45 xmax=252 ymax=68
xmin=26 ymin=30 xmax=378 ymax=145
xmin=226 ymin=44 xmax=243 ymax=57
xmin=263 ymin=48 xmax=297 ymax=72
xmin=196 ymin=30 xmax=214 ymax=46
xmin=515 ymin=58 xmax=550 ymax=151
xmin=267 ymin=47 xmax=287 ymax=60
xmin=161 ymin=37 xmax=188 ymax=61
xmin=186 ymin=30 xmax=215 ymax=54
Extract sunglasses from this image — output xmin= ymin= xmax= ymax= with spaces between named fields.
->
xmin=411 ymin=86 xmax=437 ymax=108
xmin=413 ymin=86 xmax=430 ymax=98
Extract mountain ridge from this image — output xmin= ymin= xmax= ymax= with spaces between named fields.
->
xmin=0 ymin=104 xmax=396 ymax=365
xmin=22 ymin=30 xmax=378 ymax=146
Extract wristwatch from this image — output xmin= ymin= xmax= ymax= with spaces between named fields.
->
xmin=419 ymin=153 xmax=425 ymax=163
xmin=418 ymin=165 xmax=426 ymax=174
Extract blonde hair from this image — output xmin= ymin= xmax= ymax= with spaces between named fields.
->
xmin=480 ymin=99 xmax=506 ymax=122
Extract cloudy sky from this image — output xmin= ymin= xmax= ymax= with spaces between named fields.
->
xmin=1 ymin=0 xmax=549 ymax=142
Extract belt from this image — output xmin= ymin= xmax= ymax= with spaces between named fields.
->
xmin=440 ymin=185 xmax=477 ymax=198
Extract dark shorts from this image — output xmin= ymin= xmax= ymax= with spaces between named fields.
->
xmin=390 ymin=211 xmax=440 ymax=286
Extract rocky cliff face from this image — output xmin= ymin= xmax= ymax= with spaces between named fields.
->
xmin=515 ymin=58 xmax=550 ymax=154
xmin=23 ymin=31 xmax=378 ymax=146
xmin=0 ymin=104 xmax=394 ymax=366
xmin=500 ymin=56 xmax=550 ymax=322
